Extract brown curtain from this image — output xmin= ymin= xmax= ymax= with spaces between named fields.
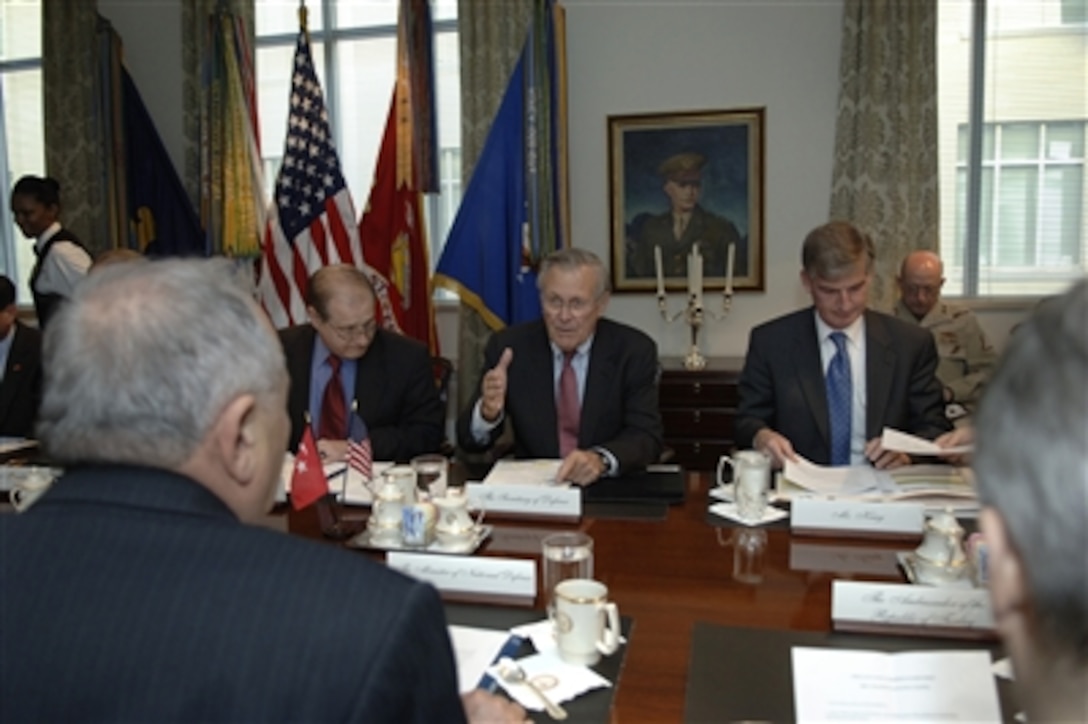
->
xmin=829 ymin=0 xmax=939 ymax=311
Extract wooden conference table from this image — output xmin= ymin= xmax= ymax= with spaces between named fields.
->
xmin=283 ymin=469 xmax=949 ymax=723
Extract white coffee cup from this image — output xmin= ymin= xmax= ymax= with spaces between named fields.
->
xmin=552 ymin=578 xmax=621 ymax=666
xmin=718 ymin=450 xmax=771 ymax=522
xmin=8 ymin=468 xmax=57 ymax=513
xmin=382 ymin=465 xmax=418 ymax=504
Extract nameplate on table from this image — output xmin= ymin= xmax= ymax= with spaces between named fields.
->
xmin=465 ymin=482 xmax=581 ymax=520
xmin=832 ymin=580 xmax=995 ymax=639
xmin=791 ymin=498 xmax=924 ymax=539
xmin=789 ymin=541 xmax=902 ymax=576
xmin=386 ymin=552 xmax=536 ymax=606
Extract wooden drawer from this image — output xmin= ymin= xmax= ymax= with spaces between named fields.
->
xmin=659 ymin=409 xmax=735 ymax=438
xmin=659 ymin=380 xmax=739 ymax=408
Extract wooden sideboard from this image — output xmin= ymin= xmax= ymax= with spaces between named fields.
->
xmin=658 ymin=356 xmax=744 ymax=472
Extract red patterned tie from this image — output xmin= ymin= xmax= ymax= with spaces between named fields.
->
xmin=557 ymin=352 xmax=580 ymax=456
xmin=318 ymin=355 xmax=347 ymax=440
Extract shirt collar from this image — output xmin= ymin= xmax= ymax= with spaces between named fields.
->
xmin=550 ymin=334 xmax=595 ymax=361
xmin=34 ymin=222 xmax=63 ymax=252
xmin=814 ymin=310 xmax=864 ymax=347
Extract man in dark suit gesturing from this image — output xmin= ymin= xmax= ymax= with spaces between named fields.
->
xmin=280 ymin=264 xmax=443 ymax=463
xmin=0 ymin=274 xmax=41 ymax=438
xmin=0 ymin=259 xmax=522 ymax=723
xmin=736 ymin=221 xmax=949 ymax=469
xmin=457 ymin=248 xmax=663 ymax=485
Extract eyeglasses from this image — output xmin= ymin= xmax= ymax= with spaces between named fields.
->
xmin=326 ymin=318 xmax=377 ymax=341
xmin=542 ymin=295 xmax=597 ymax=316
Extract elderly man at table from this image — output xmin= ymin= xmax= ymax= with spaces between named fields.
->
xmin=894 ymin=250 xmax=997 ymax=419
xmin=736 ymin=220 xmax=950 ymax=469
xmin=0 ymin=274 xmax=42 ymax=438
xmin=456 ymin=247 xmax=663 ymax=485
xmin=0 ymin=259 xmax=523 ymax=724
xmin=973 ymin=279 xmax=1087 ymax=722
xmin=280 ymin=264 xmax=444 ymax=463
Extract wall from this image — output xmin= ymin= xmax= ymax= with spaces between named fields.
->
xmin=103 ymin=0 xmax=1026 ymax=367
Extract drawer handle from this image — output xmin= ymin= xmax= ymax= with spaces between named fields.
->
xmin=693 ymin=410 xmax=701 ymax=423
xmin=693 ymin=382 xmax=701 ymax=395
xmin=693 ymin=441 xmax=701 ymax=453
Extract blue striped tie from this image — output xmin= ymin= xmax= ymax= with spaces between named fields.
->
xmin=826 ymin=332 xmax=852 ymax=466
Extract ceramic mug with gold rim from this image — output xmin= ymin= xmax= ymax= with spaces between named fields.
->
xmin=552 ymin=578 xmax=620 ymax=665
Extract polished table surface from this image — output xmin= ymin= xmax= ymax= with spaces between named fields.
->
xmin=284 ymin=471 xmax=942 ymax=723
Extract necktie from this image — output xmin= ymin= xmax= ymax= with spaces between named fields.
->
xmin=826 ymin=332 xmax=852 ymax=466
xmin=319 ymin=355 xmax=347 ymax=440
xmin=557 ymin=352 xmax=580 ymax=457
xmin=673 ymin=214 xmax=688 ymax=240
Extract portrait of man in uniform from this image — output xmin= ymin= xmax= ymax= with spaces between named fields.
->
xmin=608 ymin=108 xmax=765 ymax=293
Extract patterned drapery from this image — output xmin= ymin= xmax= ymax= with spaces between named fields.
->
xmin=455 ymin=0 xmax=534 ymax=413
xmin=829 ymin=0 xmax=939 ymax=311
xmin=43 ymin=4 xmax=124 ymax=257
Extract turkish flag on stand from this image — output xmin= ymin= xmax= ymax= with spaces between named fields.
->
xmin=290 ymin=427 xmax=328 ymax=511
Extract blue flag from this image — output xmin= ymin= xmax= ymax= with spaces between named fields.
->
xmin=434 ymin=0 xmax=565 ymax=330
xmin=122 ymin=68 xmax=204 ymax=257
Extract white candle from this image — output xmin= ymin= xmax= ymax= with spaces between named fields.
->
xmin=654 ymin=245 xmax=665 ymax=297
xmin=725 ymin=242 xmax=735 ymax=297
xmin=690 ymin=246 xmax=703 ymax=309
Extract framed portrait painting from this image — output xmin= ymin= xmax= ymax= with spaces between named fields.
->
xmin=608 ymin=108 xmax=765 ymax=293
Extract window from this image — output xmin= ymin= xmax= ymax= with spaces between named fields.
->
xmin=255 ymin=0 xmax=462 ymax=265
xmin=0 ymin=0 xmax=43 ymax=306
xmin=938 ymin=0 xmax=1087 ymax=296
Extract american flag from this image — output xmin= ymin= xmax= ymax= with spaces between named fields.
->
xmin=256 ymin=30 xmax=399 ymax=329
xmin=347 ymin=437 xmax=373 ymax=481
xmin=347 ymin=406 xmax=373 ymax=481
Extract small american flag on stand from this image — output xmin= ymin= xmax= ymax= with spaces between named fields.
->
xmin=347 ymin=404 xmax=373 ymax=481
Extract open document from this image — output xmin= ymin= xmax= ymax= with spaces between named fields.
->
xmin=881 ymin=427 xmax=973 ymax=456
xmin=781 ymin=456 xmax=977 ymax=512
xmin=792 ymin=648 xmax=1001 ymax=722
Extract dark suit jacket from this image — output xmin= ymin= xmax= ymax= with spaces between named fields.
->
xmin=736 ymin=308 xmax=950 ymax=464
xmin=456 ymin=318 xmax=663 ymax=473
xmin=280 ymin=325 xmax=444 ymax=462
xmin=0 ymin=321 xmax=42 ymax=438
xmin=0 ymin=465 xmax=466 ymax=723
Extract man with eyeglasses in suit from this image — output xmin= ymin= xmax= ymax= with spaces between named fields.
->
xmin=280 ymin=264 xmax=444 ymax=463
xmin=456 ymin=248 xmax=663 ymax=485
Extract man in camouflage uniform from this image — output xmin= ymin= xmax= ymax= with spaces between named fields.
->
xmin=894 ymin=250 xmax=997 ymax=421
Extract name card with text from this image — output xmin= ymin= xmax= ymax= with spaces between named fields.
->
xmin=465 ymin=482 xmax=581 ymax=519
xmin=832 ymin=580 xmax=995 ymax=637
xmin=387 ymin=552 xmax=537 ymax=602
xmin=792 ymin=499 xmax=924 ymax=538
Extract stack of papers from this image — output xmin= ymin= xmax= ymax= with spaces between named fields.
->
xmin=481 ymin=459 xmax=566 ymax=486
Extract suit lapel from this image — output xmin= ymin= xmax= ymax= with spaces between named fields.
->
xmin=580 ymin=325 xmax=617 ymax=448
xmin=527 ymin=325 xmax=560 ymax=454
xmin=0 ymin=326 xmax=25 ymax=421
xmin=794 ymin=311 xmax=831 ymax=448
xmin=865 ymin=311 xmax=895 ymax=440
xmin=285 ymin=326 xmax=316 ymax=428
xmin=353 ymin=332 xmax=385 ymax=421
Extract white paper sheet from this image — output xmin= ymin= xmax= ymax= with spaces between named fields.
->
xmin=881 ymin=427 xmax=973 ymax=455
xmin=448 ymin=625 xmax=514 ymax=693
xmin=482 ymin=459 xmax=565 ymax=486
xmin=791 ymin=648 xmax=1001 ymax=722
xmin=782 ymin=456 xmax=883 ymax=495
xmin=277 ymin=454 xmax=393 ymax=505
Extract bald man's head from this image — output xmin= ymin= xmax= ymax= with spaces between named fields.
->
xmin=897 ymin=250 xmax=945 ymax=319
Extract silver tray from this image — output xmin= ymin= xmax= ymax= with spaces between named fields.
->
xmin=347 ymin=524 xmax=492 ymax=555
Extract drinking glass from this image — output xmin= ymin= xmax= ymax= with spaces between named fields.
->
xmin=410 ymin=454 xmax=449 ymax=498
xmin=541 ymin=532 xmax=594 ymax=612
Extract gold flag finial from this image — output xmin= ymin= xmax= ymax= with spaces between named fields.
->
xmin=298 ymin=1 xmax=308 ymax=34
